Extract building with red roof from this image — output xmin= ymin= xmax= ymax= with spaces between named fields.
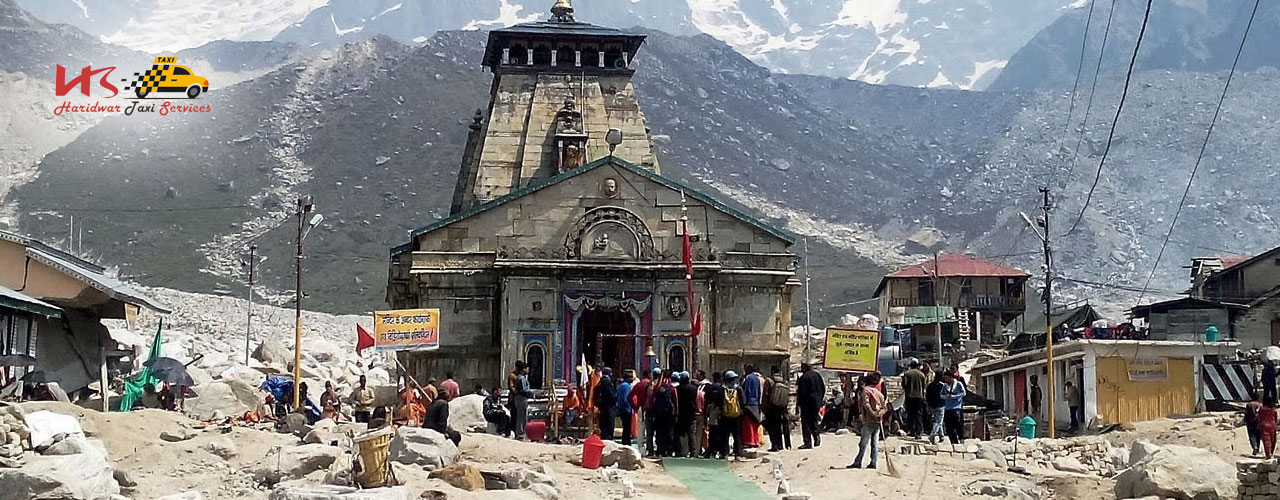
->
xmin=874 ymin=253 xmax=1030 ymax=360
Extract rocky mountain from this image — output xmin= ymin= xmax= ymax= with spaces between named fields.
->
xmin=19 ymin=0 xmax=1080 ymax=90
xmin=993 ymin=0 xmax=1280 ymax=90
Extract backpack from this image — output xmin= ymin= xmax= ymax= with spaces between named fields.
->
xmin=724 ymin=388 xmax=743 ymax=418
xmin=769 ymin=380 xmax=790 ymax=408
xmin=483 ymin=397 xmax=504 ymax=418
xmin=651 ymin=384 xmax=675 ymax=415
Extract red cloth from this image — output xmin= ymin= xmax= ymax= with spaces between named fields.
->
xmin=741 ymin=413 xmax=761 ymax=447
xmin=681 ymin=217 xmax=702 ymax=337
xmin=1261 ymin=406 xmax=1278 ymax=458
xmin=356 ymin=324 xmax=375 ymax=355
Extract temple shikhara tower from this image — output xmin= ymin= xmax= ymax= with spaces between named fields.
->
xmin=387 ymin=0 xmax=798 ymax=390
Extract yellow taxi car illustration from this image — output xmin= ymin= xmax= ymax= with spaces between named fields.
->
xmin=125 ymin=57 xmax=210 ymax=99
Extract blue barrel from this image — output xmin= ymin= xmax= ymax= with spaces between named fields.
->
xmin=1019 ymin=415 xmax=1037 ymax=439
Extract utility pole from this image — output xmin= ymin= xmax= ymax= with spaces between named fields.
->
xmin=293 ymin=196 xmax=314 ymax=410
xmin=245 ymin=244 xmax=257 ymax=366
xmin=1040 ymin=187 xmax=1056 ymax=438
xmin=803 ymin=237 xmax=813 ymax=363
xmin=933 ymin=252 xmax=943 ymax=369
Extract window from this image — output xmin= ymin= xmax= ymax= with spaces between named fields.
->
xmin=172 ymin=67 xmax=191 ymax=75
xmin=918 ymin=280 xmax=935 ymax=305
xmin=525 ymin=344 xmax=545 ymax=390
xmin=960 ymin=278 xmax=973 ymax=295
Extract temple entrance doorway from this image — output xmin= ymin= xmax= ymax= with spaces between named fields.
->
xmin=579 ymin=309 xmax=637 ymax=374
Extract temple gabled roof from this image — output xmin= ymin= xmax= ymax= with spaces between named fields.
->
xmin=391 ymin=156 xmax=794 ymax=256
xmin=482 ymin=22 xmax=646 ymax=68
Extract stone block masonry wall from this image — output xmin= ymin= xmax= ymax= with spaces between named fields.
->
xmin=1238 ymin=459 xmax=1280 ymax=499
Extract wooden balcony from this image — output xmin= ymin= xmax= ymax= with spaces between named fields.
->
xmin=887 ymin=294 xmax=1024 ymax=310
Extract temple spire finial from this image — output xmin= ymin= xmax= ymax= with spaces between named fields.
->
xmin=550 ymin=0 xmax=575 ymax=23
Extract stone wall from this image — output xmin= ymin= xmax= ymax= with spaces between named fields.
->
xmin=1235 ymin=295 xmax=1280 ymax=349
xmin=1237 ymin=458 xmax=1280 ymax=499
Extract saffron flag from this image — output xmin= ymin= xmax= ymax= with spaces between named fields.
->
xmin=356 ymin=323 xmax=375 ymax=355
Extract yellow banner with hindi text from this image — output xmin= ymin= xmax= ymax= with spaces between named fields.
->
xmin=822 ymin=327 xmax=881 ymax=372
xmin=373 ymin=308 xmax=440 ymax=352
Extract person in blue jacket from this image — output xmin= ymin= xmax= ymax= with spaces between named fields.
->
xmin=616 ymin=370 xmax=635 ymax=446
xmin=941 ymin=371 xmax=967 ymax=445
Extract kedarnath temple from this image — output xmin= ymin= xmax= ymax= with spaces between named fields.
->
xmin=386 ymin=0 xmax=799 ymax=390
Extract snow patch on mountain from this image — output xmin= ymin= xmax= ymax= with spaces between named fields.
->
xmin=96 ymin=0 xmax=327 ymax=52
xmin=462 ymin=0 xmax=539 ymax=31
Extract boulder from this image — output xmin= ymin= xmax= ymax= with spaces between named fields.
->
xmin=1114 ymin=444 xmax=1237 ymax=500
xmin=157 ymin=493 xmax=204 ymax=500
xmin=254 ymin=337 xmax=292 ymax=368
xmin=160 ymin=429 xmax=197 ymax=443
xmin=250 ymin=444 xmax=344 ymax=485
xmin=113 ymin=470 xmax=137 ymax=488
xmin=185 ymin=379 xmax=261 ymax=421
xmin=1052 ymin=456 xmax=1089 ymax=474
xmin=41 ymin=433 xmax=90 ymax=456
xmin=285 ymin=413 xmax=313 ymax=437
xmin=388 ymin=427 xmax=459 ymax=469
xmin=24 ymin=410 xmax=83 ymax=449
xmin=219 ymin=365 xmax=268 ymax=388
xmin=268 ymin=485 xmax=411 ymax=500
xmin=976 ymin=443 xmax=1008 ymax=469
xmin=419 ymin=490 xmax=447 ymax=500
xmin=428 ymin=463 xmax=485 ymax=491
xmin=1129 ymin=440 xmax=1162 ymax=467
xmin=599 ymin=440 xmax=643 ymax=470
xmin=304 ymin=428 xmax=346 ymax=446
xmin=447 ymin=395 xmax=487 ymax=432
xmin=0 ymin=439 xmax=118 ymax=500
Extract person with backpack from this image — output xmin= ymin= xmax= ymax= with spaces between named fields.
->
xmin=796 ymin=362 xmax=825 ymax=449
xmin=719 ymin=370 xmax=746 ymax=459
xmin=740 ymin=364 xmax=764 ymax=449
xmin=633 ymin=367 xmax=662 ymax=457
xmin=702 ymin=372 xmax=726 ymax=459
xmin=649 ymin=370 xmax=678 ymax=456
xmin=764 ymin=365 xmax=792 ymax=452
xmin=675 ymin=372 xmax=699 ymax=457
xmin=847 ymin=372 xmax=887 ymax=470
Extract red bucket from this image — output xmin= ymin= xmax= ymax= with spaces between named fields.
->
xmin=582 ymin=434 xmax=604 ymax=469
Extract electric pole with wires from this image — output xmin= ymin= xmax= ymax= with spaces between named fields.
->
xmin=1039 ymin=187 xmax=1056 ymax=438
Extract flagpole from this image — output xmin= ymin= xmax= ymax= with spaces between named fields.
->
xmin=681 ymin=191 xmax=700 ymax=371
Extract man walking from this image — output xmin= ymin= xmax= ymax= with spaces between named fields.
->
xmin=765 ymin=366 xmax=792 ymax=452
xmin=901 ymin=359 xmax=927 ymax=438
xmin=595 ymin=367 xmax=617 ymax=440
xmin=1065 ymin=381 xmax=1083 ymax=432
xmin=616 ymin=370 xmax=635 ymax=446
xmin=847 ymin=372 xmax=886 ymax=470
xmin=942 ymin=372 xmax=966 ymax=445
xmin=720 ymin=371 xmax=745 ymax=459
xmin=796 ymin=363 xmax=824 ymax=449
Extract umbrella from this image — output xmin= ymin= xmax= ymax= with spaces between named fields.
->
xmin=20 ymin=371 xmax=57 ymax=384
xmin=0 ymin=354 xmax=37 ymax=367
xmin=150 ymin=366 xmax=195 ymax=387
xmin=143 ymin=357 xmax=188 ymax=373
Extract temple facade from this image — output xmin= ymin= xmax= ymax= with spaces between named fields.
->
xmin=386 ymin=1 xmax=798 ymax=391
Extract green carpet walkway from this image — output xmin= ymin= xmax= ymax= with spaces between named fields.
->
xmin=662 ymin=458 xmax=773 ymax=500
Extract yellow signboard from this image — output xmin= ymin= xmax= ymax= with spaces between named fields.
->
xmin=1127 ymin=357 xmax=1168 ymax=381
xmin=822 ymin=327 xmax=881 ymax=372
xmin=373 ymin=309 xmax=440 ymax=352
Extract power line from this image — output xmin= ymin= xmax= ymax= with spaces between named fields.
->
xmin=1063 ymin=0 xmax=1119 ymax=187
xmin=1064 ymin=0 xmax=1154 ymax=237
xmin=1136 ymin=0 xmax=1262 ymax=305
xmin=1053 ymin=0 xmax=1099 ymax=187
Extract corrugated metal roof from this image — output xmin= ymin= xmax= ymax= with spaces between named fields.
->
xmin=888 ymin=253 xmax=1030 ymax=278
xmin=0 ymin=284 xmax=62 ymax=318
xmin=25 ymin=247 xmax=170 ymax=314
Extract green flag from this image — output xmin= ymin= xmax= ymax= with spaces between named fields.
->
xmin=117 ymin=319 xmax=163 ymax=411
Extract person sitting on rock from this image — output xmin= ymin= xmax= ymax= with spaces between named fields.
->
xmin=320 ymin=381 xmax=341 ymax=421
xmin=426 ymin=389 xmax=461 ymax=446
xmin=484 ymin=386 xmax=511 ymax=437
xmin=139 ymin=383 xmax=161 ymax=410
xmin=396 ymin=381 xmax=427 ymax=426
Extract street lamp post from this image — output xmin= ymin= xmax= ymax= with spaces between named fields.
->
xmin=1021 ymin=187 xmax=1055 ymax=438
xmin=293 ymin=196 xmax=323 ymax=410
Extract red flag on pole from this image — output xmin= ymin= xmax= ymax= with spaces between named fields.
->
xmin=356 ymin=323 xmax=375 ymax=355
xmin=682 ymin=197 xmax=702 ymax=337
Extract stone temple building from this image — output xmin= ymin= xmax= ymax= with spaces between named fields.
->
xmin=386 ymin=0 xmax=798 ymax=390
